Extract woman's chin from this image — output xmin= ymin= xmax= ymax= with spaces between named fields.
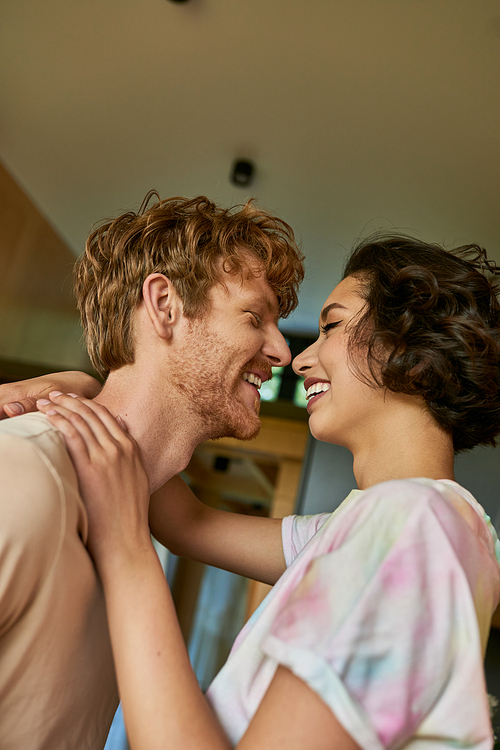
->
xmin=307 ymin=416 xmax=330 ymax=443
xmin=308 ymin=416 xmax=347 ymax=449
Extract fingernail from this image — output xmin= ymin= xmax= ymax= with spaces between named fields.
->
xmin=49 ymin=391 xmax=63 ymax=398
xmin=68 ymin=393 xmax=79 ymax=398
xmin=37 ymin=399 xmax=51 ymax=406
xmin=7 ymin=402 xmax=24 ymax=415
xmin=46 ymin=409 xmax=57 ymax=416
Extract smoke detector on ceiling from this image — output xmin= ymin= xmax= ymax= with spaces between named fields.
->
xmin=230 ymin=159 xmax=255 ymax=187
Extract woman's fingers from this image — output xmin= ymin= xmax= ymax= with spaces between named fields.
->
xmin=37 ymin=396 xmax=102 ymax=450
xmin=36 ymin=392 xmax=151 ymax=564
xmin=0 ymin=372 xmax=101 ymax=419
xmin=3 ymin=398 xmax=37 ymax=418
xmin=38 ymin=393 xmax=133 ymax=453
xmin=37 ymin=392 xmax=148 ymax=495
xmin=2 ymin=388 xmax=59 ymax=419
xmin=40 ymin=405 xmax=93 ymax=468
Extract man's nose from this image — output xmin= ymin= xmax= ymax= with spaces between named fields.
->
xmin=264 ymin=328 xmax=291 ymax=367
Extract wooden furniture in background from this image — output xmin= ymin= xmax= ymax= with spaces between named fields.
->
xmin=172 ymin=416 xmax=310 ymax=645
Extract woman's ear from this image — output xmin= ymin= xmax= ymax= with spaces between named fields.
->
xmin=142 ymin=274 xmax=182 ymax=341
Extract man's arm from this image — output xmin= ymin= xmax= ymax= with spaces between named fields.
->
xmin=149 ymin=476 xmax=286 ymax=585
xmin=0 ymin=372 xmax=101 ymax=418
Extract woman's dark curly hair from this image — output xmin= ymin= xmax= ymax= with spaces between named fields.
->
xmin=343 ymin=234 xmax=500 ymax=452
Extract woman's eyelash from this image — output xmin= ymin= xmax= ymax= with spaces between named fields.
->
xmin=320 ymin=321 xmax=342 ymax=334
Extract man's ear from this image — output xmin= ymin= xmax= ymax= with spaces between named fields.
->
xmin=142 ymin=274 xmax=183 ymax=341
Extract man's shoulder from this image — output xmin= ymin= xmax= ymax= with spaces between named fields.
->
xmin=0 ymin=412 xmax=59 ymax=442
xmin=0 ymin=415 xmax=84 ymax=633
xmin=0 ymin=413 xmax=78 ymax=504
xmin=0 ymin=412 xmax=70 ymax=467
xmin=0 ymin=412 xmax=85 ymax=554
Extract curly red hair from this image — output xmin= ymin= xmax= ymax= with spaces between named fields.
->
xmin=75 ymin=192 xmax=305 ymax=378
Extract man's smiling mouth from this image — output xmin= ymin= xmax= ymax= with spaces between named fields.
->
xmin=242 ymin=372 xmax=263 ymax=390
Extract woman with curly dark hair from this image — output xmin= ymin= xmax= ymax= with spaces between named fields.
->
xmin=8 ymin=234 xmax=500 ymax=750
xmin=341 ymin=235 xmax=500 ymax=453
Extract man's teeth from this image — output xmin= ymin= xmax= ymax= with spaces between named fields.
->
xmin=306 ymin=382 xmax=331 ymax=400
xmin=243 ymin=372 xmax=262 ymax=389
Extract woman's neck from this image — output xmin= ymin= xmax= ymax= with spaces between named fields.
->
xmin=349 ymin=396 xmax=455 ymax=490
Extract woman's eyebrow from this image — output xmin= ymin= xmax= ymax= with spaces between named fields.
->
xmin=320 ymin=302 xmax=348 ymax=324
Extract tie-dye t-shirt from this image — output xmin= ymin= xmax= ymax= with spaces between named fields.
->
xmin=206 ymin=478 xmax=500 ymax=749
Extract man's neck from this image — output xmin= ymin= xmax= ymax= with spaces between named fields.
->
xmin=93 ymin=366 xmax=204 ymax=493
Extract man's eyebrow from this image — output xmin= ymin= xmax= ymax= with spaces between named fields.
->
xmin=320 ymin=302 xmax=348 ymax=324
xmin=243 ymin=293 xmax=280 ymax=322
xmin=260 ymin=294 xmax=280 ymax=320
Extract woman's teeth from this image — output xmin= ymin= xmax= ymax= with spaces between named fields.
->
xmin=243 ymin=372 xmax=262 ymax=389
xmin=306 ymin=382 xmax=331 ymax=400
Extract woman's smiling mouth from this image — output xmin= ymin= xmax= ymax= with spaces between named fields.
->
xmin=304 ymin=379 xmax=331 ymax=409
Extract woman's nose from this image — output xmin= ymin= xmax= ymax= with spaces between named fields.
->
xmin=292 ymin=340 xmax=319 ymax=376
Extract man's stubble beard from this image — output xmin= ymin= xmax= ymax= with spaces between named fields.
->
xmin=169 ymin=325 xmax=262 ymax=442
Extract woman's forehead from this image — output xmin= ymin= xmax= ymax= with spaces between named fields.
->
xmin=322 ymin=275 xmax=366 ymax=312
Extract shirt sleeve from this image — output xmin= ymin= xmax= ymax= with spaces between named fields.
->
xmin=282 ymin=513 xmax=331 ymax=567
xmin=265 ymin=480 xmax=495 ymax=750
xmin=0 ymin=435 xmax=66 ymax=636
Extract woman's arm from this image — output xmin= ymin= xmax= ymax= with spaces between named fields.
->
xmin=150 ymin=478 xmax=285 ymax=585
xmin=0 ymin=371 xmax=101 ymax=417
xmin=39 ymin=395 xmax=357 ymax=750
xmin=100 ymin=539 xmax=356 ymax=750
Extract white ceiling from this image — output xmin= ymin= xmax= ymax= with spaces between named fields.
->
xmin=1 ymin=0 xmax=500 ymax=334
